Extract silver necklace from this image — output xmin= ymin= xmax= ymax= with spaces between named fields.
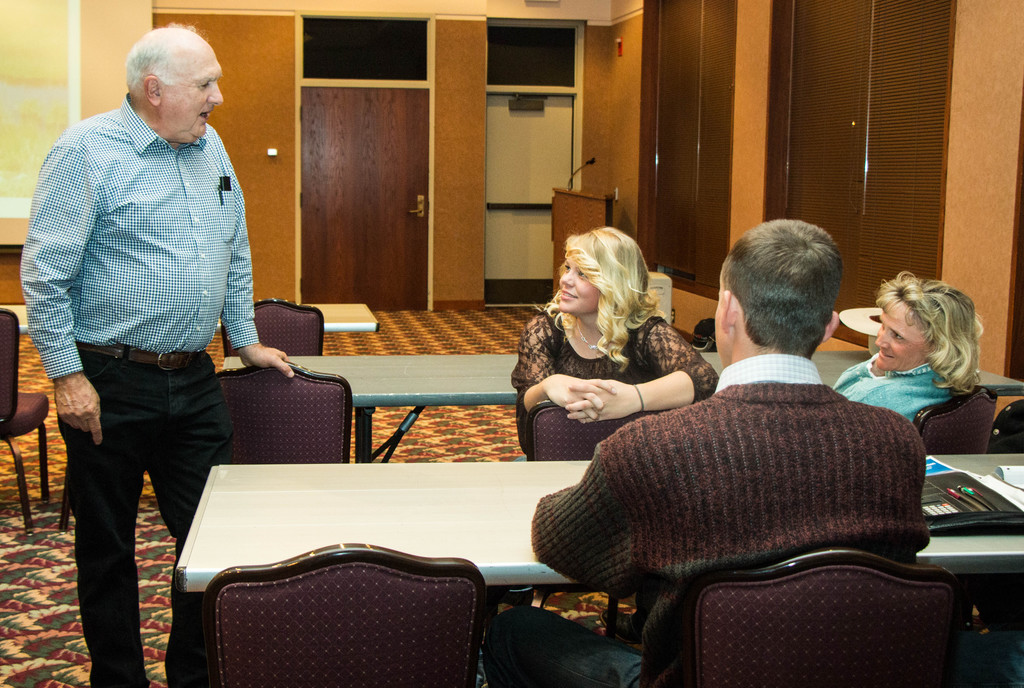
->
xmin=577 ymin=326 xmax=599 ymax=350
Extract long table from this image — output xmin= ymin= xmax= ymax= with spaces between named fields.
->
xmin=174 ymin=455 xmax=1024 ymax=593
xmin=223 ymin=351 xmax=1024 ymax=463
xmin=224 ymin=354 xmax=519 ymax=463
xmin=1 ymin=305 xmax=27 ymax=333
xmin=2 ymin=303 xmax=379 ymax=335
xmin=307 ymin=303 xmax=378 ymax=333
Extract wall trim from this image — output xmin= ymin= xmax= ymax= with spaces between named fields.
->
xmin=433 ymin=299 xmax=486 ymax=310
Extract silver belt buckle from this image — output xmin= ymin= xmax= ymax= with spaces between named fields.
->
xmin=157 ymin=352 xmax=178 ymax=370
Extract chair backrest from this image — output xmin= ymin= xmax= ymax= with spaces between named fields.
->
xmin=989 ymin=398 xmax=1024 ymax=453
xmin=221 ymin=299 xmax=324 ymax=357
xmin=203 ymin=544 xmax=487 ymax=688
xmin=914 ymin=385 xmax=996 ymax=455
xmin=0 ymin=309 xmax=18 ymax=423
xmin=682 ymin=547 xmax=962 ymax=688
xmin=218 ymin=364 xmax=352 ymax=463
xmin=525 ymin=400 xmax=659 ymax=461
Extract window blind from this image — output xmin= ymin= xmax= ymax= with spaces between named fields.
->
xmin=778 ymin=0 xmax=952 ymax=309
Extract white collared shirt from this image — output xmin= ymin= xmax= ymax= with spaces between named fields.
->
xmin=716 ymin=354 xmax=823 ymax=392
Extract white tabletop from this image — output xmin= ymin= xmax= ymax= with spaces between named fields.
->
xmin=3 ymin=303 xmax=378 ymax=335
xmin=306 ymin=303 xmax=378 ymax=333
xmin=224 ymin=354 xmax=519 ymax=408
xmin=175 ymin=456 xmax=1024 ymax=593
xmin=1 ymin=305 xmax=26 ymax=333
xmin=839 ymin=307 xmax=883 ymax=336
xmin=175 ymin=460 xmax=587 ymax=592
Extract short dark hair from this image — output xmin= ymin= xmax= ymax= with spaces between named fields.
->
xmin=720 ymin=219 xmax=842 ymax=357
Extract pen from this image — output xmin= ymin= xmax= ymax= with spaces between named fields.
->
xmin=944 ymin=487 xmax=971 ymax=510
xmin=955 ymin=485 xmax=989 ymax=511
xmin=217 ymin=176 xmax=231 ymax=205
xmin=959 ymin=485 xmax=997 ymax=511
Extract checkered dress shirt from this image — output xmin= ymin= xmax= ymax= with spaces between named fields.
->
xmin=716 ymin=353 xmax=824 ymax=391
xmin=21 ymin=96 xmax=259 ymax=379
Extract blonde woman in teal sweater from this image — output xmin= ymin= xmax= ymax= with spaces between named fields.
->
xmin=833 ymin=272 xmax=982 ymax=420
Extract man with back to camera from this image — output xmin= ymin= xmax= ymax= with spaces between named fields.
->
xmin=482 ymin=219 xmax=931 ymax=687
xmin=21 ymin=24 xmax=292 ymax=688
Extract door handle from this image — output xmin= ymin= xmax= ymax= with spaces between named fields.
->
xmin=408 ymin=194 xmax=425 ymax=218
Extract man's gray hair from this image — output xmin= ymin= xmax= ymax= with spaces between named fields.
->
xmin=125 ymin=24 xmax=201 ymax=92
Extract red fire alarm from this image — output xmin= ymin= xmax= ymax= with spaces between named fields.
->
xmin=616 ymin=37 xmax=623 ymax=57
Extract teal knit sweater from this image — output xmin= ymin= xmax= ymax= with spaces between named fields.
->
xmin=833 ymin=358 xmax=951 ymax=420
xmin=531 ymin=382 xmax=930 ymax=688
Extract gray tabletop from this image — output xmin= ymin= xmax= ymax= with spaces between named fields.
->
xmin=224 ymin=354 xmax=522 ymax=462
xmin=233 ymin=351 xmax=1024 ymax=409
xmin=271 ymin=354 xmax=519 ymax=408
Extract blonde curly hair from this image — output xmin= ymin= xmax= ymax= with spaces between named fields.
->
xmin=876 ymin=271 xmax=982 ymax=395
xmin=544 ymin=227 xmax=661 ymax=370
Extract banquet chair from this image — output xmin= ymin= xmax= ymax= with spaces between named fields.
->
xmin=0 ymin=308 xmax=50 ymax=532
xmin=914 ymin=385 xmax=996 ymax=455
xmin=203 ymin=544 xmax=487 ymax=688
xmin=525 ymin=401 xmax=661 ymax=634
xmin=525 ymin=400 xmax=660 ymax=462
xmin=218 ymin=364 xmax=352 ymax=463
xmin=681 ymin=547 xmax=964 ymax=688
xmin=220 ymin=299 xmax=324 ymax=357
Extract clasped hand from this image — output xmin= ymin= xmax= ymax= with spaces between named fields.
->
xmin=542 ymin=374 xmax=637 ymax=423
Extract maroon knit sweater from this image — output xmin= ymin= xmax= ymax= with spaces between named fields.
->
xmin=531 ymin=382 xmax=930 ymax=688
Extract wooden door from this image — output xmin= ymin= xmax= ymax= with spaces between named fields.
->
xmin=301 ymin=87 xmax=429 ymax=309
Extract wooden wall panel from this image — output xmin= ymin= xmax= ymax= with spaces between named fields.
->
xmin=582 ymin=24 xmax=613 ymax=202
xmin=583 ymin=16 xmax=643 ymax=237
xmin=156 ymin=13 xmax=296 ymax=302
xmin=730 ymin=0 xmax=771 ymax=243
xmin=433 ymin=19 xmax=487 ymax=309
xmin=943 ymin=0 xmax=1024 ymax=376
xmin=0 ymin=254 xmax=22 ymax=302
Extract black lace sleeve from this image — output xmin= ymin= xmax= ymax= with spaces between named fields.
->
xmin=511 ymin=314 xmax=563 ymax=449
xmin=634 ymin=318 xmax=719 ymax=402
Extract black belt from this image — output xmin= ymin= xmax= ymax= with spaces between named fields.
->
xmin=76 ymin=342 xmax=203 ymax=370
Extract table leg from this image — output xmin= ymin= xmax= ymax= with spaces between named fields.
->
xmin=371 ymin=406 xmax=425 ymax=463
xmin=355 ymin=407 xmax=374 ymax=463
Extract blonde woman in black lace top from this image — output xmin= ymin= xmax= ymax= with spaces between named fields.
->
xmin=511 ymin=227 xmax=718 ymax=451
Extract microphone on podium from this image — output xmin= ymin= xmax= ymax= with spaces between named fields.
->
xmin=567 ymin=157 xmax=596 ymax=190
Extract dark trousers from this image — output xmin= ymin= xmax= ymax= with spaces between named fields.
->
xmin=483 ymin=606 xmax=641 ymax=688
xmin=61 ymin=351 xmax=232 ymax=688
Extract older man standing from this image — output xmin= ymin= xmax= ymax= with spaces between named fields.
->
xmin=483 ymin=220 xmax=930 ymax=688
xmin=22 ymin=25 xmax=291 ymax=688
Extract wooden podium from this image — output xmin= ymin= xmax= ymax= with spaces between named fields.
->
xmin=551 ymin=188 xmax=613 ymax=291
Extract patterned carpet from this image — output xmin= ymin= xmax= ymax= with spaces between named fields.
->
xmin=0 ymin=307 xmax=629 ymax=687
